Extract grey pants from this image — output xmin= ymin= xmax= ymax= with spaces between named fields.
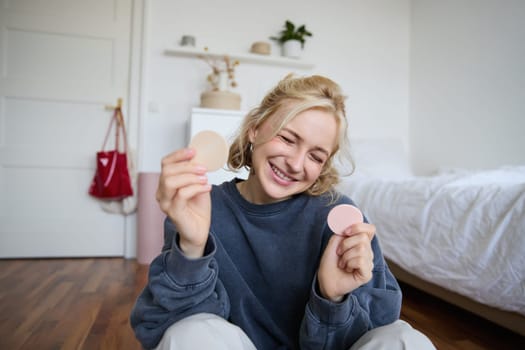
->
xmin=155 ymin=313 xmax=436 ymax=350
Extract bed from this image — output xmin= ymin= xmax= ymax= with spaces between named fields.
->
xmin=336 ymin=139 xmax=525 ymax=336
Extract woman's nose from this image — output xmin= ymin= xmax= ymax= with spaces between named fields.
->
xmin=286 ymin=151 xmax=306 ymax=172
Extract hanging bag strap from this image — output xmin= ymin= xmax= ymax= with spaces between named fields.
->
xmin=100 ymin=106 xmax=128 ymax=153
xmin=100 ymin=108 xmax=118 ymax=151
xmin=116 ymin=107 xmax=129 ymax=154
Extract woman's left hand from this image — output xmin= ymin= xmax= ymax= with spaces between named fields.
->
xmin=317 ymin=223 xmax=375 ymax=302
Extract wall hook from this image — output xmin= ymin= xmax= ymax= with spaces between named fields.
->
xmin=105 ymin=98 xmax=123 ymax=111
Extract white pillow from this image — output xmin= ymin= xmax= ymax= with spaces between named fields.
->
xmin=342 ymin=138 xmax=412 ymax=180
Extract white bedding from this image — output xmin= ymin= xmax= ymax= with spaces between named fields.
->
xmin=337 ymin=166 xmax=525 ymax=316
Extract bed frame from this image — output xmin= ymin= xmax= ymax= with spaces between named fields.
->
xmin=387 ymin=259 xmax=525 ymax=337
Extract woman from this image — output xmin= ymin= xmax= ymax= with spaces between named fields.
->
xmin=131 ymin=75 xmax=435 ymax=350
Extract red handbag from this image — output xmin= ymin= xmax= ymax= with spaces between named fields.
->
xmin=89 ymin=106 xmax=133 ymax=200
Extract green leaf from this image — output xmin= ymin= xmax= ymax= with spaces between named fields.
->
xmin=272 ymin=20 xmax=312 ymax=46
xmin=285 ymin=20 xmax=295 ymax=32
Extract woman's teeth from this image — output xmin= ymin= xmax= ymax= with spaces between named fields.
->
xmin=271 ymin=164 xmax=293 ymax=181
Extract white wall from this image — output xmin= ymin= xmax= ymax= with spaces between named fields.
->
xmin=410 ymin=0 xmax=525 ymax=175
xmin=139 ymin=0 xmax=410 ymax=172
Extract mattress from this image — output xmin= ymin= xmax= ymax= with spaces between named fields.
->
xmin=337 ymin=166 xmax=525 ymax=316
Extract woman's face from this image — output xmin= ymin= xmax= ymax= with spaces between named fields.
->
xmin=246 ymin=107 xmax=338 ymax=204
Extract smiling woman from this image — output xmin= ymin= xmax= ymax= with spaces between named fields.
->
xmin=130 ymin=74 xmax=436 ymax=350
xmin=239 ymin=107 xmax=337 ymax=204
xmin=228 ymin=74 xmax=352 ymax=198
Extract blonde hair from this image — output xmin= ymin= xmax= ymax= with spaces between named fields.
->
xmin=228 ymin=74 xmax=353 ymax=197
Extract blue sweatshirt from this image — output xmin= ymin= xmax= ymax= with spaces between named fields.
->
xmin=130 ymin=179 xmax=402 ymax=349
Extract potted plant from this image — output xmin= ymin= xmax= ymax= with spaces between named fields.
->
xmin=270 ymin=20 xmax=312 ymax=59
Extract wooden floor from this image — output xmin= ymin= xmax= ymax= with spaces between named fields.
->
xmin=0 ymin=258 xmax=523 ymax=350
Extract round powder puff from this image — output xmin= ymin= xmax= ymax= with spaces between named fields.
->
xmin=189 ymin=130 xmax=229 ymax=172
xmin=327 ymin=204 xmax=363 ymax=235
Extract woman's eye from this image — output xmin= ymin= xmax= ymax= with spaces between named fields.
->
xmin=310 ymin=154 xmax=324 ymax=164
xmin=279 ymin=135 xmax=294 ymax=144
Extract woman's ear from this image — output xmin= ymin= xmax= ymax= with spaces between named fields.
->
xmin=248 ymin=126 xmax=258 ymax=144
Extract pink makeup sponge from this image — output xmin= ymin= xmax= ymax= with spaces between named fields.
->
xmin=327 ymin=204 xmax=363 ymax=235
xmin=189 ymin=130 xmax=229 ymax=172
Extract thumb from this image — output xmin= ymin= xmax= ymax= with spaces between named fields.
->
xmin=323 ymin=234 xmax=344 ymax=263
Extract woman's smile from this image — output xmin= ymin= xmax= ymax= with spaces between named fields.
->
xmin=269 ymin=162 xmax=296 ymax=185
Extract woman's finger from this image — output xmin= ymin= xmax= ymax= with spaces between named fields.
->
xmin=342 ymin=223 xmax=376 ymax=241
xmin=336 ymin=232 xmax=370 ymax=256
xmin=157 ymin=173 xmax=208 ymax=207
xmin=161 ymin=148 xmax=196 ymax=165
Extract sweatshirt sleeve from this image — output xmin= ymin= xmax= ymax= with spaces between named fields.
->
xmin=299 ymin=236 xmax=402 ymax=349
xmin=130 ymin=219 xmax=231 ymax=349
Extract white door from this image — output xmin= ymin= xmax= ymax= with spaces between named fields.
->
xmin=0 ymin=0 xmax=134 ymax=257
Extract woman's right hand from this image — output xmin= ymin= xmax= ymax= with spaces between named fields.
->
xmin=156 ymin=148 xmax=212 ymax=258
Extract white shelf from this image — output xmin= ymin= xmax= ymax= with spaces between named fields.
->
xmin=164 ymin=46 xmax=314 ymax=70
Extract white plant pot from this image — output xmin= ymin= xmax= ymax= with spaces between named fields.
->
xmin=282 ymin=40 xmax=302 ymax=59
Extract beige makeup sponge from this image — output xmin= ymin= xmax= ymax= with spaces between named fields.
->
xmin=189 ymin=130 xmax=229 ymax=171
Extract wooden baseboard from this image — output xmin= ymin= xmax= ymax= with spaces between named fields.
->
xmin=387 ymin=259 xmax=525 ymax=336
